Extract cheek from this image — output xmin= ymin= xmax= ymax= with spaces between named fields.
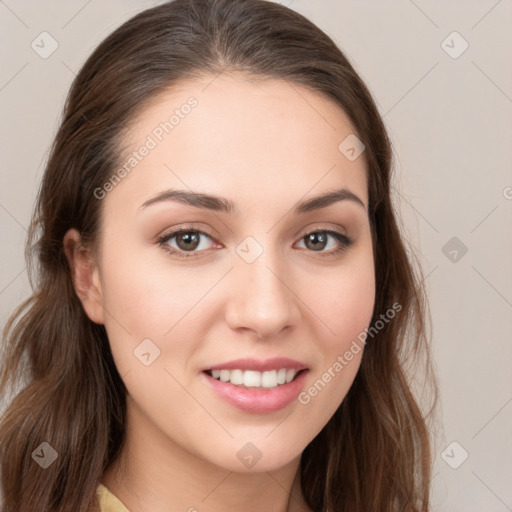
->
xmin=97 ymin=250 xmax=188 ymax=370
xmin=296 ymin=260 xmax=374 ymax=423
xmin=305 ymin=247 xmax=376 ymax=353
xmin=100 ymin=245 xmax=205 ymax=332
xmin=333 ymin=273 xmax=375 ymax=347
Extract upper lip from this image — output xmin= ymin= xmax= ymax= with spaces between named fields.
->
xmin=203 ymin=357 xmax=308 ymax=372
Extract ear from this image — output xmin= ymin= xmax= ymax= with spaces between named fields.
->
xmin=63 ymin=228 xmax=105 ymax=324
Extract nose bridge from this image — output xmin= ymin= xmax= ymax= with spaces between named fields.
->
xmin=225 ymin=237 xmax=300 ymax=339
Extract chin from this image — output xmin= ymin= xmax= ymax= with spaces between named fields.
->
xmin=201 ymin=438 xmax=305 ymax=474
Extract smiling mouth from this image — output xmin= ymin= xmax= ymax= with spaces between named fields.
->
xmin=203 ymin=368 xmax=306 ymax=389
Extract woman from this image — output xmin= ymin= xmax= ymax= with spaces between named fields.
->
xmin=0 ymin=0 xmax=438 ymax=511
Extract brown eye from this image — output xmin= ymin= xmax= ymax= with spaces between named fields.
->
xmin=157 ymin=227 xmax=216 ymax=259
xmin=303 ymin=232 xmax=328 ymax=251
xmin=174 ymin=231 xmax=201 ymax=251
xmin=296 ymin=229 xmax=354 ymax=257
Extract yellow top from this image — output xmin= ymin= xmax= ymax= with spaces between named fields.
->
xmin=96 ymin=483 xmax=130 ymax=512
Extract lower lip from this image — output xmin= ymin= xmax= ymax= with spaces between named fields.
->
xmin=201 ymin=370 xmax=309 ymax=414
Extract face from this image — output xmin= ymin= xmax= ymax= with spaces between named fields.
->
xmin=78 ymin=74 xmax=375 ymax=473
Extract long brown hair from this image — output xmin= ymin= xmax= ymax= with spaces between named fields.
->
xmin=0 ymin=1 xmax=438 ymax=510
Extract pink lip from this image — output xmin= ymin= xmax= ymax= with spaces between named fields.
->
xmin=201 ymin=369 xmax=309 ymax=414
xmin=202 ymin=357 xmax=308 ymax=372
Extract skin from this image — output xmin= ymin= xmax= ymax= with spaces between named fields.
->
xmin=64 ymin=73 xmax=375 ymax=512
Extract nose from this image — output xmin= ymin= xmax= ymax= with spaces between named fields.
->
xmin=224 ymin=250 xmax=301 ymax=340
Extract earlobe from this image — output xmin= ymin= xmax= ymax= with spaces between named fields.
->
xmin=63 ymin=228 xmax=105 ymax=325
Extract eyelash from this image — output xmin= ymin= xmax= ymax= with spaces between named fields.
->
xmin=156 ymin=223 xmax=354 ymax=259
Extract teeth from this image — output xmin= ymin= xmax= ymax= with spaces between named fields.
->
xmin=208 ymin=368 xmax=300 ymax=388
xmin=244 ymin=370 xmax=261 ymax=387
xmin=230 ymin=369 xmax=244 ymax=385
xmin=286 ymin=369 xmax=297 ymax=383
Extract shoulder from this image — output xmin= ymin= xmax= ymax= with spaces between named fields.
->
xmin=94 ymin=483 xmax=131 ymax=512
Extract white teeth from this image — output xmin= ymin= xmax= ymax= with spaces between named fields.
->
xmin=285 ymin=369 xmax=296 ymax=383
xmin=261 ymin=370 xmax=277 ymax=388
xmin=208 ymin=368 xmax=300 ymax=388
xmin=243 ymin=370 xmax=261 ymax=387
xmin=230 ymin=369 xmax=244 ymax=385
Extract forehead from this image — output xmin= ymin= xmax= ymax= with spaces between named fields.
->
xmin=108 ymin=73 xmax=368 ymax=215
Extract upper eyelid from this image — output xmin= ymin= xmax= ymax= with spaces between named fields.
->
xmin=157 ymin=224 xmax=216 ymax=242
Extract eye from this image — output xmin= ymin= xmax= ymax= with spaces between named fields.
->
xmin=295 ymin=229 xmax=354 ymax=257
xmin=157 ymin=224 xmax=217 ymax=259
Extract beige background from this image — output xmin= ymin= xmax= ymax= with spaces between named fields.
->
xmin=1 ymin=1 xmax=511 ymax=510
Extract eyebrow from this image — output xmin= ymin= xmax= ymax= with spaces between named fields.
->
xmin=139 ymin=187 xmax=366 ymax=215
